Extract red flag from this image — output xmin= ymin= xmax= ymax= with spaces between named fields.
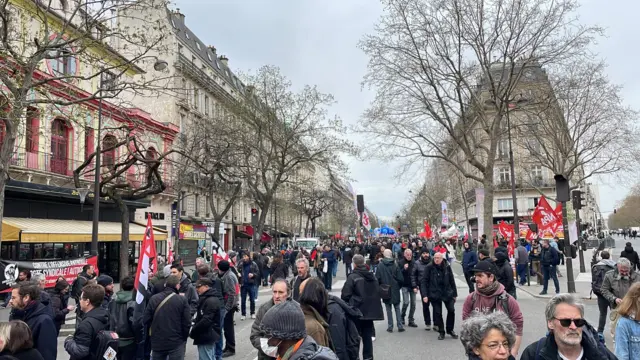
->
xmin=424 ymin=221 xmax=433 ymax=239
xmin=167 ymin=242 xmax=174 ymax=264
xmin=212 ymin=237 xmax=229 ymax=267
xmin=498 ymin=221 xmax=515 ymax=242
xmin=134 ymin=214 xmax=157 ymax=304
xmin=525 ymin=228 xmax=537 ymax=241
xmin=532 ymin=196 xmax=559 ymax=232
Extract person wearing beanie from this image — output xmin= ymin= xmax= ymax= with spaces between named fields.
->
xmin=411 ymin=250 xmax=434 ymax=331
xmin=260 ymin=300 xmax=338 ymax=360
xmin=96 ymin=275 xmax=114 ymax=310
xmin=217 ymin=260 xmax=239 ymax=358
xmin=494 ymin=252 xmax=517 ymax=298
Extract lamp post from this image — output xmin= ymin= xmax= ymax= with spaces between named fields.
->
xmin=90 ymin=58 xmax=168 ymax=256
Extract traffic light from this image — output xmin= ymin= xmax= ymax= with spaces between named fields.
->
xmin=614 ymin=208 xmax=617 ymax=214
xmin=251 ymin=208 xmax=259 ymax=226
xmin=571 ymin=190 xmax=586 ymax=210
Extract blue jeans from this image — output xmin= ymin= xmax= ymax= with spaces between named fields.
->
xmin=215 ymin=308 xmax=226 ymax=360
xmin=384 ymin=302 xmax=403 ymax=330
xmin=198 ymin=344 xmax=215 ymax=360
xmin=516 ymin=264 xmax=528 ymax=285
xmin=240 ymin=285 xmax=255 ymax=316
xmin=332 ymin=261 xmax=338 ymax=277
xmin=542 ymin=265 xmax=560 ymax=293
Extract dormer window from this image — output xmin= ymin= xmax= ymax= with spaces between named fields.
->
xmin=196 ymin=42 xmax=201 ymax=50
xmin=185 ymin=32 xmax=190 ymax=39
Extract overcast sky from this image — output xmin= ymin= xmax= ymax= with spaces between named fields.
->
xmin=174 ymin=0 xmax=636 ymax=221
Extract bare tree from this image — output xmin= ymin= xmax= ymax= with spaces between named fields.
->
xmin=517 ymin=60 xmax=638 ymax=186
xmin=297 ymin=185 xmax=332 ymax=237
xmin=234 ymin=65 xmax=354 ymax=249
xmin=73 ymin=125 xmax=176 ymax=277
xmin=0 ymin=0 xmax=170 ymax=240
xmin=608 ymin=186 xmax=640 ymax=229
xmin=358 ymin=0 xmax=602 ymax=238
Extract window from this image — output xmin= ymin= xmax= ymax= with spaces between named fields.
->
xmin=498 ymin=199 xmax=513 ymax=212
xmin=195 ymin=194 xmax=200 ymax=215
xmin=531 ymin=165 xmax=543 ymax=181
xmin=498 ymin=168 xmax=510 ymax=183
xmin=185 ymin=32 xmax=190 ymax=39
xmin=102 ymin=135 xmax=117 ymax=173
xmin=180 ymin=191 xmax=186 ymax=214
xmin=101 ymin=71 xmax=117 ymax=91
xmin=171 ymin=19 xmax=176 ymax=28
xmin=213 ymin=59 xmax=220 ymax=69
xmin=49 ymin=48 xmax=77 ymax=76
xmin=179 ymin=113 xmax=185 ymax=132
xmin=145 ymin=147 xmax=157 ymax=180
xmin=193 ymin=88 xmax=199 ymax=110
xmin=498 ymin=139 xmax=509 ymax=158
xmin=178 ymin=44 xmax=183 ymax=54
xmin=196 ymin=42 xmax=201 ymax=50
xmin=25 ymin=108 xmax=39 ymax=153
xmin=204 ymin=95 xmax=209 ymax=115
xmin=50 ymin=118 xmax=70 ymax=175
xmin=527 ymin=138 xmax=541 ymax=154
xmin=85 ymin=128 xmax=94 ymax=161
xmin=207 ymin=52 xmax=212 ymax=61
xmin=527 ymin=197 xmax=539 ymax=210
xmin=191 ymin=55 xmax=196 ymax=63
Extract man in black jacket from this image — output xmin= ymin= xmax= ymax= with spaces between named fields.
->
xmin=143 ymin=275 xmax=191 ymax=360
xmin=398 ymin=249 xmax=417 ymax=328
xmin=171 ymin=264 xmax=199 ymax=317
xmin=495 ymin=252 xmax=517 ymax=299
xmin=411 ymin=250 xmax=433 ymax=330
xmin=620 ymin=242 xmax=640 ymax=271
xmin=10 ymin=282 xmax=57 ymax=360
xmin=420 ymin=252 xmax=458 ymax=340
xmin=343 ymin=244 xmax=354 ymax=276
xmin=291 ymin=258 xmax=311 ymax=302
xmin=341 ymin=255 xmax=384 ymax=360
xmin=236 ymin=253 xmax=260 ymax=320
xmin=190 ymin=278 xmax=222 ymax=360
xmin=64 ymin=284 xmax=109 ymax=360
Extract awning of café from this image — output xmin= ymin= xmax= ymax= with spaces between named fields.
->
xmin=1 ymin=217 xmax=167 ymax=243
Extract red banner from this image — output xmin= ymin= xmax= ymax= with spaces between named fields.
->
xmin=0 ymin=255 xmax=98 ymax=293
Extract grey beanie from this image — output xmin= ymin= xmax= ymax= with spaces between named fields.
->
xmin=163 ymin=265 xmax=172 ymax=277
xmin=260 ymin=300 xmax=307 ymax=340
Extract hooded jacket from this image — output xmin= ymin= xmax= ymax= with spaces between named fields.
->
xmin=520 ymin=321 xmax=616 ymax=360
xmin=12 ymin=301 xmax=57 ymax=360
xmin=326 ymin=295 xmax=362 ymax=360
xmin=49 ymin=282 xmax=70 ymax=334
xmin=108 ymin=290 xmax=136 ymax=346
xmin=591 ymin=259 xmax=616 ymax=295
xmin=64 ymin=307 xmax=109 ymax=360
xmin=462 ymin=246 xmax=479 ymax=273
xmin=220 ymin=269 xmax=239 ymax=312
xmin=494 ymin=252 xmax=516 ymax=296
xmin=178 ymin=273 xmax=199 ymax=317
xmin=340 ymin=265 xmax=384 ymax=321
xmin=375 ymin=258 xmax=403 ymax=305
xmin=620 ymin=245 xmax=640 ymax=271
xmin=289 ymin=336 xmax=339 ymax=360
xmin=190 ymin=288 xmax=221 ymax=346
xmin=462 ymin=282 xmax=523 ymax=336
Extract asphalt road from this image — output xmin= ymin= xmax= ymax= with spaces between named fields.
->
xmin=53 ymin=257 xmax=618 ymax=360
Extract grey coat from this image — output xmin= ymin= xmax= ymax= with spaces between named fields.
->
xmin=250 ymin=299 xmax=276 ymax=360
xmin=375 ymin=258 xmax=403 ymax=305
xmin=220 ymin=269 xmax=239 ymax=312
xmin=600 ymin=268 xmax=640 ymax=308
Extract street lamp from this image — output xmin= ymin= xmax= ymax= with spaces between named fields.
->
xmin=90 ymin=58 xmax=168 ymax=256
xmin=76 ymin=187 xmax=90 ymax=212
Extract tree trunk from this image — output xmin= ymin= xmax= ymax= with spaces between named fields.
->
xmin=305 ymin=217 xmax=310 ymax=237
xmin=482 ymin=173 xmax=495 ymax=256
xmin=0 ymin=108 xmax=20 ymax=244
xmin=311 ymin=218 xmax=316 ymax=237
xmin=117 ymin=198 xmax=131 ymax=278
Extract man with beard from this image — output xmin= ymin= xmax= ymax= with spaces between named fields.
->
xmin=96 ymin=275 xmax=114 ymax=310
xmin=520 ymin=294 xmax=616 ymax=360
xmin=411 ymin=250 xmax=433 ymax=330
xmin=420 ymin=252 xmax=458 ymax=340
xmin=463 ymin=260 xmax=523 ymax=357
xmin=171 ymin=264 xmax=200 ymax=317
xmin=291 ymin=258 xmax=312 ymax=302
xmin=10 ymin=282 xmax=57 ymax=360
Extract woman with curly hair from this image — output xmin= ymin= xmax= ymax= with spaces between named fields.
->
xmin=460 ymin=312 xmax=516 ymax=360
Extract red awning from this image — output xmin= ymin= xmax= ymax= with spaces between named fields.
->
xmin=261 ymin=232 xmax=272 ymax=242
xmin=246 ymin=226 xmax=254 ymax=236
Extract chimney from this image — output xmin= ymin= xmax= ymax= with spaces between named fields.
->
xmin=219 ymin=55 xmax=228 ymax=67
xmin=208 ymin=45 xmax=216 ymax=54
xmin=173 ymin=8 xmax=185 ymax=22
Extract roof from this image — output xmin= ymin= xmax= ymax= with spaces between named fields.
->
xmin=167 ymin=9 xmax=247 ymax=96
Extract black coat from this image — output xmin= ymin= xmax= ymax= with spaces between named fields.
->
xmin=375 ymin=258 xmax=403 ymax=305
xmin=326 ymin=296 xmax=362 ymax=360
xmin=63 ymin=307 xmax=109 ymax=360
xmin=495 ymin=253 xmax=516 ymax=295
xmin=343 ymin=248 xmax=353 ymax=264
xmin=620 ymin=245 xmax=640 ymax=271
xmin=397 ymin=257 xmax=415 ymax=288
xmin=270 ymin=262 xmax=289 ymax=281
xmin=411 ymin=257 xmax=430 ymax=293
xmin=49 ymin=289 xmax=70 ymax=334
xmin=420 ymin=261 xmax=457 ymax=301
xmin=143 ymin=287 xmax=191 ymax=352
xmin=0 ymin=349 xmax=44 ymax=360
xmin=190 ymin=288 xmax=221 ymax=345
xmin=11 ymin=302 xmax=57 ymax=360
xmin=341 ymin=266 xmax=384 ymax=321
xmin=520 ymin=323 xmax=616 ymax=360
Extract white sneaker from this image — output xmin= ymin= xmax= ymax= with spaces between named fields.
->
xmin=240 ymin=316 xmax=246 ymax=321
xmin=372 ymin=337 xmax=376 ymax=342
xmin=251 ymin=314 xmax=256 ymax=319
xmin=255 ymin=298 xmax=260 ymax=303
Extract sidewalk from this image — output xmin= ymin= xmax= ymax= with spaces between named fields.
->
xmin=515 ymin=261 xmax=596 ymax=301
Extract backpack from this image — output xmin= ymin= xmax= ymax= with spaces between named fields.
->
xmin=108 ymin=298 xmax=136 ymax=340
xmin=87 ymin=319 xmax=119 ymax=360
xmin=471 ymin=291 xmax=512 ymax=319
xmin=71 ymin=274 xmax=89 ymax=299
xmin=591 ymin=264 xmax=613 ymax=296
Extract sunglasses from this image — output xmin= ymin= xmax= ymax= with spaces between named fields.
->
xmin=555 ymin=318 xmax=586 ymax=328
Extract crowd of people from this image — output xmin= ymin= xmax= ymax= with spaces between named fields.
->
xmin=1 ymin=234 xmax=640 ymax=360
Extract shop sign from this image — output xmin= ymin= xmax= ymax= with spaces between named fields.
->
xmin=180 ymin=223 xmax=207 ymax=240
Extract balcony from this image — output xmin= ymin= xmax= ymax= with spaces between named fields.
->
xmin=176 ymin=54 xmax=235 ymax=105
xmin=9 ymin=150 xmax=89 ymax=179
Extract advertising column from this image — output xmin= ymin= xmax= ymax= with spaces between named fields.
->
xmin=179 ymin=223 xmax=207 ymax=266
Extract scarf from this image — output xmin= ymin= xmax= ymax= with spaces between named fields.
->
xmin=477 ymin=280 xmax=500 ymax=296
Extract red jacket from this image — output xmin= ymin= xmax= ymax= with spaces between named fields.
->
xmin=462 ymin=283 xmax=524 ymax=336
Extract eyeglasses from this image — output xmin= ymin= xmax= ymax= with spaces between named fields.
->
xmin=483 ymin=341 xmax=510 ymax=351
xmin=554 ymin=318 xmax=586 ymax=328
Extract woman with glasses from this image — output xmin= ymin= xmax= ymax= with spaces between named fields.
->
xmin=614 ymin=282 xmax=640 ymax=360
xmin=460 ymin=311 xmax=516 ymax=360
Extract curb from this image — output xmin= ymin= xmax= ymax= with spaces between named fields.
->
xmin=516 ymin=284 xmax=595 ymax=300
